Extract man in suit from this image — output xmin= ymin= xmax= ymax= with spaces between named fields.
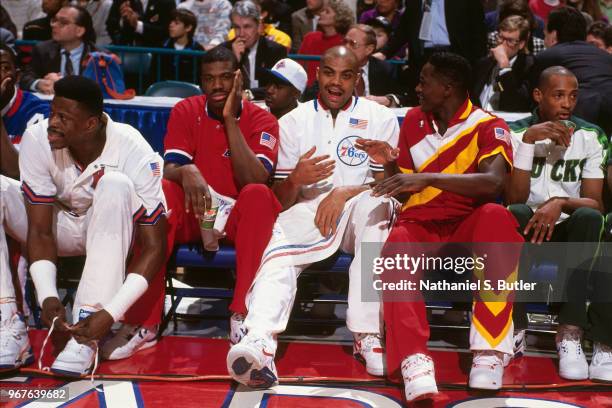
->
xmin=373 ymin=0 xmax=487 ymax=73
xmin=219 ymin=1 xmax=287 ymax=100
xmin=20 ymin=5 xmax=96 ymax=95
xmin=472 ymin=15 xmax=534 ymax=112
xmin=107 ymin=0 xmax=175 ymax=46
xmin=22 ymin=0 xmax=69 ymax=41
xmin=532 ymin=6 xmax=612 ymax=135
xmin=291 ymin=0 xmax=324 ymax=53
xmin=303 ymin=24 xmax=412 ymax=106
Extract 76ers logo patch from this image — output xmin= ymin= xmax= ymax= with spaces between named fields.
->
xmin=337 ymin=136 xmax=368 ymax=166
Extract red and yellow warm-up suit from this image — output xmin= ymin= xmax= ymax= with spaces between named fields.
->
xmin=383 ymin=99 xmax=524 ymax=380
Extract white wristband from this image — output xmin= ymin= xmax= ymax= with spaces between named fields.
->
xmin=514 ymin=140 xmax=535 ymax=171
xmin=29 ymin=260 xmax=59 ymax=306
xmin=104 ymin=273 xmax=149 ymax=322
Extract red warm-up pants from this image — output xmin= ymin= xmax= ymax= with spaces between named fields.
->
xmin=123 ymin=180 xmax=282 ymax=327
xmin=383 ymin=203 xmax=523 ymax=380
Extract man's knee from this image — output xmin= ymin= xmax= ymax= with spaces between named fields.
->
xmin=353 ymin=194 xmax=393 ymax=223
xmin=571 ymin=207 xmax=603 ymax=228
xmin=237 ymin=184 xmax=281 ymax=215
xmin=95 ymin=172 xmax=134 ymax=197
xmin=507 ymin=203 xmax=532 ymax=230
xmin=238 ymin=184 xmax=272 ymax=201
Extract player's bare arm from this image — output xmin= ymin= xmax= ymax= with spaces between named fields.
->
xmin=72 ymin=218 xmax=167 ymax=344
xmin=25 ymin=201 xmax=67 ymax=331
xmin=164 ymin=163 xmax=212 ymax=217
xmin=355 ymin=138 xmax=400 ymax=180
xmin=273 ymin=146 xmax=335 ymax=210
xmin=223 ymin=70 xmax=270 ymax=187
xmin=0 ymin=115 xmax=19 ymax=178
xmin=373 ymin=154 xmax=508 ymax=200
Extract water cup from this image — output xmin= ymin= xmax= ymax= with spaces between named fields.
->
xmin=200 ymin=196 xmax=219 ymax=251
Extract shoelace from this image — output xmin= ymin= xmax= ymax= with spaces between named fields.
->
xmin=402 ymin=355 xmax=433 ymax=382
xmin=472 ymin=352 xmax=503 ymax=369
xmin=38 ymin=316 xmax=103 ymax=393
xmin=559 ymin=339 xmax=584 ymax=357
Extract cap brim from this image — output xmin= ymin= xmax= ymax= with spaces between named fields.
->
xmin=262 ymin=68 xmax=296 ymax=89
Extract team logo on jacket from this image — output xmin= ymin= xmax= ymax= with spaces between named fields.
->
xmin=337 ymin=136 xmax=368 ymax=166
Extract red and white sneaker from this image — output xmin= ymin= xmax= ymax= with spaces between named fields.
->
xmin=229 ymin=313 xmax=247 ymax=345
xmin=401 ymin=353 xmax=438 ymax=402
xmin=101 ymin=324 xmax=158 ymax=360
xmin=353 ymin=333 xmax=386 ymax=376
xmin=469 ymin=350 xmax=504 ymax=390
xmin=227 ymin=334 xmax=278 ymax=389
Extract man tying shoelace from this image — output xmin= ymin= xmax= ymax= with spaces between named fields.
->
xmin=0 ymin=75 xmax=167 ymax=376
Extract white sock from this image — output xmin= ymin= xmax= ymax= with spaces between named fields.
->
xmin=0 ymin=298 xmax=18 ymax=320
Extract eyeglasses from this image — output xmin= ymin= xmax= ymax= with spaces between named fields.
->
xmin=497 ymin=33 xmax=521 ymax=47
xmin=51 ymin=17 xmax=76 ymax=27
xmin=343 ymin=38 xmax=366 ymax=49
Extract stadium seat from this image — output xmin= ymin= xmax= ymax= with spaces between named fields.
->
xmin=145 ymin=81 xmax=203 ymax=98
xmin=121 ymin=52 xmax=152 ymax=75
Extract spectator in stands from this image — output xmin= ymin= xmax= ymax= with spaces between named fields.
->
xmin=357 ymin=0 xmax=376 ymax=21
xmin=506 ymin=66 xmax=610 ymax=382
xmin=0 ymin=29 xmax=15 ymax=50
xmin=291 ymin=0 xmax=324 ymax=53
xmin=227 ymin=0 xmax=292 ymax=51
xmin=177 ymin=0 xmax=232 ymax=50
xmin=158 ymin=9 xmax=204 ymax=83
xmin=366 ymin=16 xmax=392 ymax=53
xmin=373 ymin=0 xmax=488 ymax=83
xmin=23 ymin=0 xmax=70 ymax=41
xmin=361 ymin=52 xmax=522 ymax=401
xmin=358 ymin=0 xmax=402 ymax=36
xmin=486 ymin=0 xmax=547 ymax=55
xmin=486 ymin=0 xmax=545 ymax=38
xmin=534 ymin=6 xmax=612 ymax=135
xmin=586 ymin=20 xmax=611 ymax=49
xmin=219 ymin=1 xmax=287 ymax=100
xmin=107 ymin=0 xmax=176 ymax=46
xmin=2 ymin=0 xmax=45 ymax=38
xmin=603 ymin=0 xmax=612 ymax=22
xmin=568 ymin=0 xmax=607 ymax=22
xmin=72 ymin=0 xmax=113 ymax=46
xmin=472 ymin=15 xmax=535 ymax=112
xmin=1 ymin=44 xmax=49 ymax=146
xmin=104 ymin=46 xmax=282 ymax=361
xmin=299 ymin=0 xmax=354 ymax=87
xmin=263 ymin=58 xmax=307 ymax=119
xmin=0 ymin=5 xmax=18 ymax=38
xmin=20 ymin=5 xmax=97 ymax=94
xmin=529 ymin=0 xmax=566 ymax=22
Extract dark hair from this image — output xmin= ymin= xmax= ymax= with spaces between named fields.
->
xmin=0 ymin=43 xmax=17 ymax=67
xmin=68 ymin=5 xmax=96 ymax=45
xmin=605 ymin=25 xmax=612 ymax=47
xmin=171 ymin=8 xmax=197 ymax=41
xmin=537 ymin=65 xmax=576 ymax=89
xmin=54 ymin=76 xmax=103 ymax=117
xmin=201 ymin=46 xmax=238 ymax=70
xmin=260 ymin=0 xmax=278 ymax=24
xmin=427 ymin=52 xmax=472 ymax=93
xmin=587 ymin=21 xmax=609 ymax=40
xmin=547 ymin=6 xmax=587 ymax=43
xmin=498 ymin=0 xmax=537 ymax=34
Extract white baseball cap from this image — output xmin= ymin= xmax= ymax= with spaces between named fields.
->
xmin=264 ymin=58 xmax=308 ymax=93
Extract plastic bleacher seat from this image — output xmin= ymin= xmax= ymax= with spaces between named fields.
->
xmin=145 ymin=81 xmax=203 ymax=98
xmin=121 ymin=52 xmax=152 ymax=75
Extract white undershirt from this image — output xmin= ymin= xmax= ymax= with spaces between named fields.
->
xmin=248 ymin=46 xmax=258 ymax=88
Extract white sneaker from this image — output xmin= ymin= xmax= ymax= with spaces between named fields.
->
xmin=353 ymin=333 xmax=386 ymax=376
xmin=0 ymin=314 xmax=34 ymax=370
xmin=401 ymin=353 xmax=438 ymax=402
xmin=589 ymin=342 xmax=612 ymax=382
xmin=101 ymin=324 xmax=158 ymax=360
xmin=230 ymin=313 xmax=247 ymax=345
xmin=227 ymin=334 xmax=278 ymax=389
xmin=469 ymin=351 xmax=504 ymax=390
xmin=503 ymin=329 xmax=526 ymax=367
xmin=51 ymin=338 xmax=95 ymax=377
xmin=557 ymin=338 xmax=588 ymax=380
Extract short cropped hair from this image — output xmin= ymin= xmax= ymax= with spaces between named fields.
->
xmin=499 ymin=15 xmax=531 ymax=42
xmin=427 ymin=52 xmax=472 ymax=93
xmin=350 ymin=24 xmax=377 ymax=47
xmin=171 ymin=9 xmax=198 ymax=41
xmin=201 ymin=46 xmax=239 ymax=70
xmin=0 ymin=43 xmax=17 ymax=67
xmin=54 ymin=76 xmax=103 ymax=117
xmin=231 ymin=1 xmax=260 ymax=23
xmin=547 ymin=6 xmax=587 ymax=43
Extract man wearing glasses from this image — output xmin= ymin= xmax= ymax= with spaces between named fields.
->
xmin=20 ymin=5 xmax=97 ymax=95
xmin=471 ymin=15 xmax=534 ymax=112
